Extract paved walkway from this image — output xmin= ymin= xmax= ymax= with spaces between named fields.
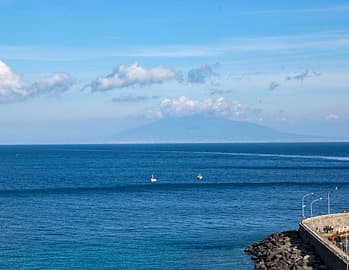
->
xmin=302 ymin=213 xmax=349 ymax=262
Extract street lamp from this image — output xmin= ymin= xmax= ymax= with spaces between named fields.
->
xmin=327 ymin=186 xmax=338 ymax=214
xmin=302 ymin=192 xmax=314 ymax=219
xmin=346 ymin=230 xmax=349 ymax=270
xmin=310 ymin=198 xmax=323 ymax=217
xmin=345 ymin=228 xmax=349 ymax=270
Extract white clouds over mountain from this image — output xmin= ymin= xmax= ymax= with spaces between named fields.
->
xmin=0 ymin=60 xmax=73 ymax=102
xmin=89 ymin=63 xmax=176 ymax=91
xmin=160 ymin=96 xmax=244 ymax=118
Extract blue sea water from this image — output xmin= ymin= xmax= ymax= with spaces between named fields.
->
xmin=0 ymin=143 xmax=349 ymax=269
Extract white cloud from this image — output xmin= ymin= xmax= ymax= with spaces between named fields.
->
xmin=0 ymin=60 xmax=25 ymax=98
xmin=325 ymin=113 xmax=339 ymax=120
xmin=89 ymin=63 xmax=176 ymax=91
xmin=0 ymin=60 xmax=73 ymax=103
xmin=159 ymin=96 xmax=244 ymax=118
xmin=29 ymin=73 xmax=73 ymax=96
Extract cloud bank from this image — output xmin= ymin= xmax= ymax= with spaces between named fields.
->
xmin=89 ymin=63 xmax=176 ymax=91
xmin=0 ymin=60 xmax=73 ymax=103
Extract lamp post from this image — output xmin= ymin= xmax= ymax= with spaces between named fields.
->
xmin=345 ymin=231 xmax=349 ymax=270
xmin=327 ymin=186 xmax=338 ymax=214
xmin=346 ymin=230 xmax=348 ymax=270
xmin=345 ymin=226 xmax=348 ymax=254
xmin=310 ymin=198 xmax=323 ymax=217
xmin=302 ymin=192 xmax=314 ymax=219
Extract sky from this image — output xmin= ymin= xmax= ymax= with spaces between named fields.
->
xmin=0 ymin=0 xmax=349 ymax=143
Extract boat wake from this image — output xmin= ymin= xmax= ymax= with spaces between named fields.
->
xmin=154 ymin=150 xmax=349 ymax=162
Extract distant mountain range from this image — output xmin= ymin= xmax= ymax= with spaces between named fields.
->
xmin=114 ymin=115 xmax=314 ymax=142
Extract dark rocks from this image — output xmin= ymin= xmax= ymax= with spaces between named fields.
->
xmin=245 ymin=230 xmax=328 ymax=270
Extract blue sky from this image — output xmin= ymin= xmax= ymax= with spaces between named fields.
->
xmin=0 ymin=0 xmax=349 ymax=143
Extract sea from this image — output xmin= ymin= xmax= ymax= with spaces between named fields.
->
xmin=0 ymin=143 xmax=348 ymax=269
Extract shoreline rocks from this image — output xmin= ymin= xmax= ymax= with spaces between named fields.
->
xmin=245 ymin=230 xmax=327 ymax=270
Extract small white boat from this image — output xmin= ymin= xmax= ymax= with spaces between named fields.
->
xmin=150 ymin=174 xmax=157 ymax=183
xmin=197 ymin=173 xmax=203 ymax=180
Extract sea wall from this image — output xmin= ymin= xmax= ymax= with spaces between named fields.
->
xmin=245 ymin=230 xmax=328 ymax=269
xmin=245 ymin=213 xmax=349 ymax=269
xmin=299 ymin=213 xmax=349 ymax=270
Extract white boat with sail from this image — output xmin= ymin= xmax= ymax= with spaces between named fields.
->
xmin=150 ymin=174 xmax=157 ymax=183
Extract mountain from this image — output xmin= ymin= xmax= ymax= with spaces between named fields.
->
xmin=114 ymin=115 xmax=308 ymax=143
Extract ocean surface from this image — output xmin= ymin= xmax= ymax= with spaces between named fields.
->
xmin=1 ymin=143 xmax=349 ymax=269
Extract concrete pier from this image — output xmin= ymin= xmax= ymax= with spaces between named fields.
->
xmin=300 ymin=213 xmax=349 ymax=270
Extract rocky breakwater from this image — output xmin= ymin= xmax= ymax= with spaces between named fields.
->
xmin=245 ymin=230 xmax=327 ymax=270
